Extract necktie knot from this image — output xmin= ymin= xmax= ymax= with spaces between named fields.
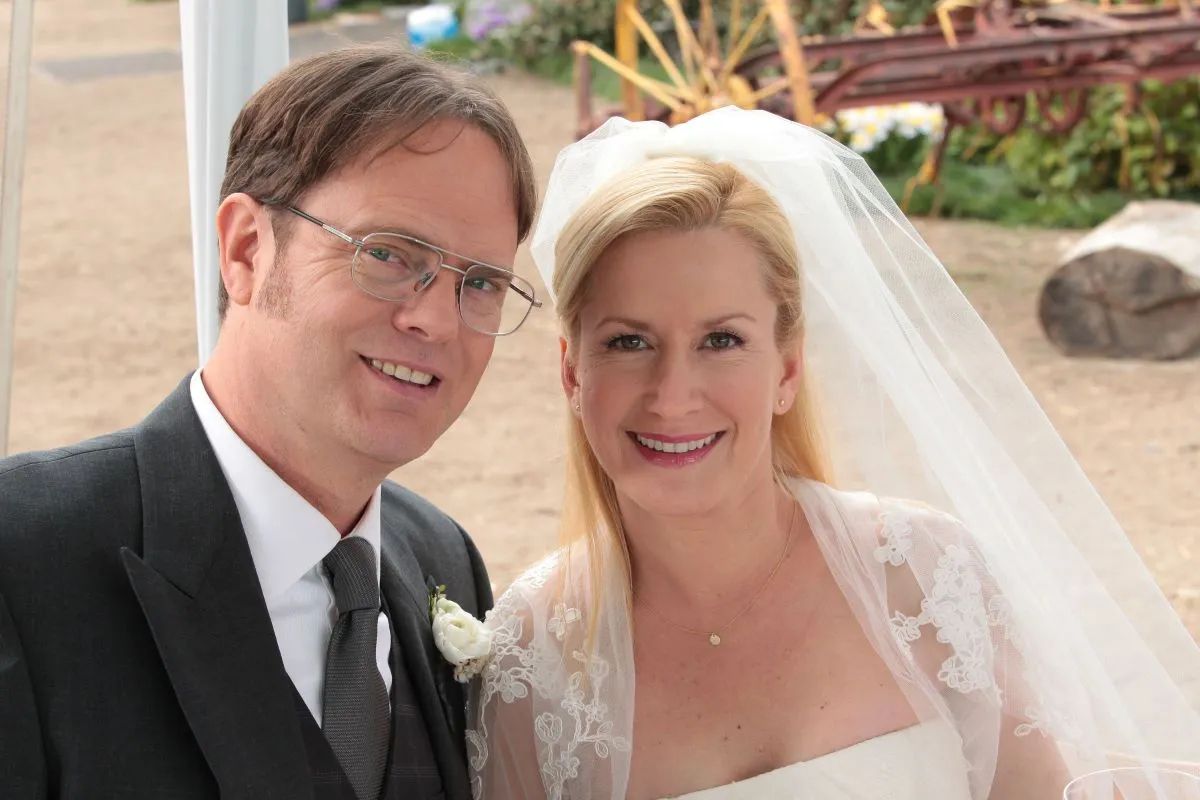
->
xmin=323 ymin=536 xmax=379 ymax=614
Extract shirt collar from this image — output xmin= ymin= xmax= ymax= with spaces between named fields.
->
xmin=189 ymin=370 xmax=382 ymax=600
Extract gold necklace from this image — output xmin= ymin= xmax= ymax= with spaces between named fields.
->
xmin=635 ymin=501 xmax=798 ymax=647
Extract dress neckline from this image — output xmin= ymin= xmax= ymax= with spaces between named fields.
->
xmin=666 ymin=720 xmax=957 ymax=799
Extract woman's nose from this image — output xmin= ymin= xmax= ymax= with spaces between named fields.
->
xmin=644 ymin=349 xmax=703 ymax=418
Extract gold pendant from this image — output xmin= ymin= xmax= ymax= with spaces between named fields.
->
xmin=709 ymin=633 xmax=722 ymax=646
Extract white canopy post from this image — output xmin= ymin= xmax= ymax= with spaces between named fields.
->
xmin=180 ymin=0 xmax=289 ymax=365
xmin=0 ymin=0 xmax=36 ymax=456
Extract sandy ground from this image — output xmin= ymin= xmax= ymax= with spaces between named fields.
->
xmin=2 ymin=1 xmax=1197 ymax=642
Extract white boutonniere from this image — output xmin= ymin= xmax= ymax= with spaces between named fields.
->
xmin=429 ymin=584 xmax=493 ymax=683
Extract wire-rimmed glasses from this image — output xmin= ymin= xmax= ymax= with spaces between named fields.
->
xmin=273 ymin=204 xmax=540 ymax=336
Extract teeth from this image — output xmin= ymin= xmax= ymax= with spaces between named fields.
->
xmin=369 ymin=359 xmax=435 ymax=387
xmin=635 ymin=433 xmax=717 ymax=453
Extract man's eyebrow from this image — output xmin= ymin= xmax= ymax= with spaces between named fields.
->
xmin=356 ymin=223 xmax=511 ymax=269
xmin=356 ymin=221 xmax=431 ymax=241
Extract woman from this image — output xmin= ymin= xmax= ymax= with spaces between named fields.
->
xmin=467 ymin=107 xmax=1200 ymax=799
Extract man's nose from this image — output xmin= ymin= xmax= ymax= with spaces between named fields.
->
xmin=390 ymin=267 xmax=461 ymax=342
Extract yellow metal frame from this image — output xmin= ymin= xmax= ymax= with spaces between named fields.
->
xmin=585 ymin=0 xmax=817 ymax=125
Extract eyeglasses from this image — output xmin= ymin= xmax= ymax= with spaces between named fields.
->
xmin=272 ymin=204 xmax=541 ymax=336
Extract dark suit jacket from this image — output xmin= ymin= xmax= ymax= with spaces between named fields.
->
xmin=0 ymin=377 xmax=493 ymax=799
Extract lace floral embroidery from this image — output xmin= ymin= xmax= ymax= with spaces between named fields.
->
xmin=874 ymin=513 xmax=915 ymax=567
xmin=875 ymin=517 xmax=999 ymax=701
xmin=548 ymin=602 xmax=582 ymax=641
xmin=873 ymin=508 xmax=1085 ymax=742
xmin=470 ymin=554 xmax=631 ymax=800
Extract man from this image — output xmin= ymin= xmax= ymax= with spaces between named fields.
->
xmin=0 ymin=44 xmax=537 ymax=800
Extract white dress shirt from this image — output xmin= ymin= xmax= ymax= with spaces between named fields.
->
xmin=189 ymin=371 xmax=392 ymax=725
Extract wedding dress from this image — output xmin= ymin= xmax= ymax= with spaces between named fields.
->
xmin=470 ymin=477 xmax=1081 ymax=799
xmin=467 ymin=107 xmax=1200 ymax=800
xmin=669 ymin=721 xmax=971 ymax=800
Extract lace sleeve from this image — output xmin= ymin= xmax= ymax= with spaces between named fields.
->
xmin=870 ymin=498 xmax=1078 ymax=798
xmin=468 ymin=550 xmax=634 ymax=800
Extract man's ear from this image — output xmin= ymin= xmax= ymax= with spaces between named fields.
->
xmin=560 ymin=337 xmax=581 ymax=415
xmin=215 ymin=193 xmax=274 ymax=310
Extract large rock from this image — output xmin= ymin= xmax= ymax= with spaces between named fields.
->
xmin=1039 ymin=200 xmax=1200 ymax=360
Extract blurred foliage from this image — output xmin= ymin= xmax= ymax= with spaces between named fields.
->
xmin=457 ymin=0 xmax=1200 ymax=226
xmin=975 ymin=80 xmax=1200 ymax=199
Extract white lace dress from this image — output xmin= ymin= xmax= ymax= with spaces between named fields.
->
xmin=467 ymin=479 xmax=1101 ymax=800
xmin=668 ymin=721 xmax=972 ymax=799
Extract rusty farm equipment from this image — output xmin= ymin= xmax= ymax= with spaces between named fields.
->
xmin=569 ymin=0 xmax=1200 ymax=186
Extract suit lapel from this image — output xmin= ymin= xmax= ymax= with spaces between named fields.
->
xmin=379 ymin=507 xmax=470 ymax=800
xmin=124 ymin=378 xmax=313 ymax=800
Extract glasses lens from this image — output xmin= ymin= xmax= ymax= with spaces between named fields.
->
xmin=459 ymin=264 xmax=535 ymax=335
xmin=353 ymin=233 xmax=440 ymax=300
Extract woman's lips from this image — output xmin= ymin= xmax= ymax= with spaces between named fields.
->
xmin=628 ymin=430 xmax=725 ymax=468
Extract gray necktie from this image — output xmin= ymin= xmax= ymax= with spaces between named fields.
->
xmin=322 ymin=536 xmax=389 ymax=800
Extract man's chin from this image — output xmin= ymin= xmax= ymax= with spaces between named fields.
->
xmin=349 ymin=425 xmax=438 ymax=473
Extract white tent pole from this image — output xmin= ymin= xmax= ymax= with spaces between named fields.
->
xmin=180 ymin=0 xmax=289 ymax=366
xmin=0 ymin=0 xmax=36 ymax=456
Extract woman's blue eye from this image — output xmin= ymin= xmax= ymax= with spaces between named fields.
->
xmin=705 ymin=331 xmax=743 ymax=350
xmin=606 ymin=334 xmax=647 ymax=351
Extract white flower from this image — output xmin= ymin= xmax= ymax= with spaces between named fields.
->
xmin=431 ymin=593 xmax=493 ymax=682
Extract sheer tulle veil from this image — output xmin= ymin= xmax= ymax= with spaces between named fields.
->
xmin=467 ymin=107 xmax=1200 ymax=800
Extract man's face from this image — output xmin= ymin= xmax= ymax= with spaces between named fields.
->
xmin=239 ymin=121 xmax=519 ymax=471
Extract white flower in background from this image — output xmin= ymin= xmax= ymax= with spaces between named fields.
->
xmin=430 ymin=586 xmax=494 ymax=682
xmin=836 ymin=102 xmax=945 ymax=154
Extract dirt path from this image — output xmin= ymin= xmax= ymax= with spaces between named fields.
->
xmin=3 ymin=1 xmax=1196 ymax=638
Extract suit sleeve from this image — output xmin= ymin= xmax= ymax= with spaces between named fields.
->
xmin=0 ymin=591 xmax=47 ymax=798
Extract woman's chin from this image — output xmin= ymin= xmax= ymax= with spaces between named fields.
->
xmin=616 ymin=483 xmax=726 ymax=520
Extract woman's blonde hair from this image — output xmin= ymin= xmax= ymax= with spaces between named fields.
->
xmin=553 ymin=157 xmax=832 ymax=609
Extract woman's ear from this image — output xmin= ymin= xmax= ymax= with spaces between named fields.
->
xmin=775 ymin=340 xmax=803 ymax=415
xmin=560 ymin=337 xmax=582 ymax=415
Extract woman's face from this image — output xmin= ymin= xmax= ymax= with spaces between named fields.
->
xmin=564 ymin=226 xmax=802 ymax=519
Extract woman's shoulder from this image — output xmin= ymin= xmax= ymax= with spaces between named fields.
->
xmin=793 ymin=478 xmax=969 ymax=544
xmin=484 ymin=545 xmax=597 ymax=644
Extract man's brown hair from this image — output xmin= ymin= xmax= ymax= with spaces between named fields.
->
xmin=217 ymin=44 xmax=537 ymax=318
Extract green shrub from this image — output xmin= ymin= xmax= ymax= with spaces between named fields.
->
xmin=983 ymin=80 xmax=1200 ymax=199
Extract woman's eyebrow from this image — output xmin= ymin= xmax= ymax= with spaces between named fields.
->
xmin=593 ymin=313 xmax=758 ymax=329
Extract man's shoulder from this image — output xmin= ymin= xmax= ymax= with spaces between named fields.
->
xmin=0 ymin=429 xmax=141 ymax=554
xmin=379 ymin=480 xmax=466 ymax=544
xmin=379 ymin=481 xmax=485 ymax=567
xmin=0 ymin=428 xmax=138 ymax=486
